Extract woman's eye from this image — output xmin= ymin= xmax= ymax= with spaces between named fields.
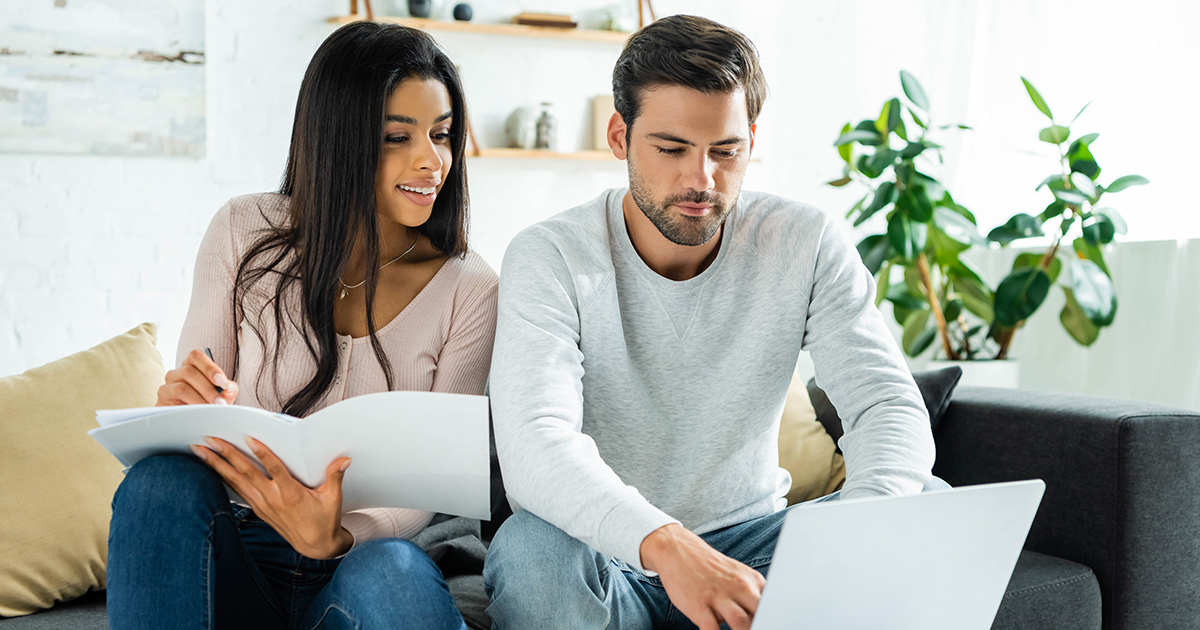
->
xmin=432 ymin=132 xmax=453 ymax=142
xmin=655 ymin=147 xmax=683 ymax=155
xmin=386 ymin=136 xmax=409 ymax=144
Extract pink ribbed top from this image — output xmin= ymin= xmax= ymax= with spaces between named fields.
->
xmin=177 ymin=193 xmax=498 ymax=550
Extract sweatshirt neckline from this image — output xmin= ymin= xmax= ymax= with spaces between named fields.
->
xmin=607 ymin=188 xmax=737 ymax=290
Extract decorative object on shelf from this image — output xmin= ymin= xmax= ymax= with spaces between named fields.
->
xmin=600 ymin=4 xmax=637 ymax=32
xmin=592 ymin=94 xmax=615 ymax=150
xmin=452 ymin=3 xmax=472 ymax=21
xmin=407 ymin=0 xmax=432 ymax=19
xmin=980 ymin=78 xmax=1149 ymax=358
xmin=349 ymin=0 xmax=375 ymax=20
xmin=535 ymin=102 xmax=557 ymax=151
xmin=505 ymin=105 xmax=538 ymax=150
xmin=512 ymin=12 xmax=577 ymax=29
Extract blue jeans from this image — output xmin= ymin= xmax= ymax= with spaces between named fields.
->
xmin=107 ymin=454 xmax=467 ymax=630
xmin=483 ymin=477 xmax=951 ymax=629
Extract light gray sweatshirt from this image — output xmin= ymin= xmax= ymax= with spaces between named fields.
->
xmin=490 ymin=188 xmax=935 ymax=572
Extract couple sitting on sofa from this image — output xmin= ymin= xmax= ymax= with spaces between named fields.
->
xmin=109 ymin=14 xmax=943 ymax=630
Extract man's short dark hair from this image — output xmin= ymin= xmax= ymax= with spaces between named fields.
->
xmin=612 ymin=14 xmax=767 ymax=135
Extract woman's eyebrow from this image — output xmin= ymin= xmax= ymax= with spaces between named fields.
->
xmin=385 ymin=111 xmax=453 ymax=124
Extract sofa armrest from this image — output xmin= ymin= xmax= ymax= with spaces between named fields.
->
xmin=933 ymin=386 xmax=1200 ymax=630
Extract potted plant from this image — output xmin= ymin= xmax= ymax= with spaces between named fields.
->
xmin=830 ymin=73 xmax=1147 ymax=382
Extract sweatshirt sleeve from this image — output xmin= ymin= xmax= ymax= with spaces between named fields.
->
xmin=800 ymin=219 xmax=935 ymax=500
xmin=176 ymin=201 xmax=239 ymax=374
xmin=489 ymin=227 xmax=678 ymax=572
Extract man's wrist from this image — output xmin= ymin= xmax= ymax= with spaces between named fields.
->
xmin=640 ymin=523 xmax=683 ymax=572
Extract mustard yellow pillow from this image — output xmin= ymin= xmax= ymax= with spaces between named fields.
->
xmin=0 ymin=323 xmax=163 ymax=616
xmin=778 ymin=371 xmax=846 ymax=505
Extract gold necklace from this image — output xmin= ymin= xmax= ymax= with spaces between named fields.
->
xmin=338 ymin=235 xmax=419 ymax=300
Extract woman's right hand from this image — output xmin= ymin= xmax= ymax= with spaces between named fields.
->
xmin=156 ymin=348 xmax=239 ymax=406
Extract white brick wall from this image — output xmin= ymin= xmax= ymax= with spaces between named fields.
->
xmin=1 ymin=0 xmax=1196 ymax=410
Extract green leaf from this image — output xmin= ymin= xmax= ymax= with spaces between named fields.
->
xmin=888 ymin=212 xmax=927 ymax=261
xmin=866 ymin=148 xmax=900 ymax=176
xmin=1073 ymin=237 xmax=1110 ymax=276
xmin=894 ymin=118 xmax=908 ymax=141
xmin=905 ymin=185 xmax=934 ymax=223
xmin=994 ymin=267 xmax=1052 ymax=326
xmin=1070 ymin=102 xmax=1093 ymax=126
xmin=988 ymin=214 xmax=1045 ymax=245
xmin=1013 ymin=252 xmax=1062 ymax=284
xmin=1076 ymin=132 xmax=1099 ymax=146
xmin=1082 ymin=215 xmax=1116 ymax=245
xmin=835 ymin=130 xmax=883 ymax=147
xmin=928 ymin=224 xmax=971 ymax=267
xmin=909 ymin=326 xmax=939 ymax=357
xmin=933 ymin=206 xmax=985 ymax=245
xmin=887 ymin=284 xmax=928 ymax=311
xmin=938 ymin=192 xmax=977 ymax=224
xmin=875 ymin=261 xmax=890 ymax=307
xmin=948 ymin=260 xmax=995 ymax=323
xmin=900 ymin=141 xmax=927 ymax=159
xmin=886 ymin=98 xmax=902 ymax=133
xmin=943 ymin=297 xmax=964 ymax=322
xmin=837 ymin=123 xmax=853 ymax=163
xmin=1071 ymin=172 xmax=1098 ymax=200
xmin=1060 ymin=288 xmax=1101 ymax=346
xmin=826 ymin=175 xmax=853 ymax=187
xmin=1053 ymin=188 xmax=1090 ymax=205
xmin=1039 ymin=125 xmax=1070 ymax=144
xmin=856 ymin=234 xmax=890 ymax=275
xmin=902 ymin=309 xmax=932 ymax=356
xmin=1021 ymin=77 xmax=1053 ymax=119
xmin=1105 ymin=175 xmax=1149 ymax=193
xmin=1040 ymin=200 xmax=1066 ymax=221
xmin=854 ymin=181 xmax=897 ymax=226
xmin=1067 ymin=259 xmax=1117 ymax=326
xmin=956 ymin=124 xmax=972 ymax=130
xmin=844 ymin=192 xmax=869 ymax=220
xmin=908 ymin=107 xmax=927 ymax=129
xmin=1036 ymin=174 xmax=1064 ymax=191
xmin=1067 ymin=138 xmax=1101 ymax=180
xmin=900 ymin=71 xmax=930 ymax=111
xmin=1095 ymin=207 xmax=1128 ymax=235
xmin=875 ymin=100 xmax=893 ymax=135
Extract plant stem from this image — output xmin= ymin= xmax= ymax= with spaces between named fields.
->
xmin=916 ymin=253 xmax=958 ymax=360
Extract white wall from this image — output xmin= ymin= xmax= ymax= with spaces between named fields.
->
xmin=2 ymin=0 xmax=1197 ymax=408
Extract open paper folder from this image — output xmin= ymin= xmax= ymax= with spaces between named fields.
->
xmin=89 ymin=391 xmax=491 ymax=519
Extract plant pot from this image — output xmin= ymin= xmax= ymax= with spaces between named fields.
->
xmin=930 ymin=359 xmax=1020 ymax=389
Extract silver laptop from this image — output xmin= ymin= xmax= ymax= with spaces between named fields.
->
xmin=752 ymin=479 xmax=1045 ymax=630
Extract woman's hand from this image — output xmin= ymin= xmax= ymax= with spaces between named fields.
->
xmin=157 ymin=349 xmax=239 ymax=406
xmin=191 ymin=436 xmax=354 ymax=559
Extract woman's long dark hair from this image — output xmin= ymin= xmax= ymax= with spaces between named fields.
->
xmin=232 ymin=22 xmax=470 ymax=417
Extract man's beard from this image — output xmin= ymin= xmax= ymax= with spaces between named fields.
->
xmin=628 ymin=158 xmax=737 ymax=247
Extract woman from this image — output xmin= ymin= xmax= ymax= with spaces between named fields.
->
xmin=106 ymin=22 xmax=495 ymax=630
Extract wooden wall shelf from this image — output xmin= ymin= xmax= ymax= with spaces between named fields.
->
xmin=470 ymin=149 xmax=618 ymax=161
xmin=327 ymin=15 xmax=631 ymax=44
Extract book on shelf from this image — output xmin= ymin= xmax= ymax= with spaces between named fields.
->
xmin=89 ymin=391 xmax=490 ymax=518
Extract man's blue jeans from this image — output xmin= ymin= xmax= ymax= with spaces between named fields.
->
xmin=107 ymin=454 xmax=467 ymax=630
xmin=483 ymin=477 xmax=951 ymax=629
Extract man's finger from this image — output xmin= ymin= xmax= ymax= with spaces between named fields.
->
xmin=715 ymin=600 xmax=754 ymax=630
xmin=244 ymin=437 xmax=292 ymax=484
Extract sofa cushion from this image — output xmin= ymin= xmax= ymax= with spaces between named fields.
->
xmin=778 ymin=371 xmax=845 ymax=504
xmin=807 ymin=366 xmax=963 ymax=450
xmin=0 ymin=323 xmax=163 ymax=617
xmin=992 ymin=549 xmax=1101 ymax=630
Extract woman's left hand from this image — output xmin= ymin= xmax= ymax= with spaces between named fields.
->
xmin=191 ymin=437 xmax=354 ymax=559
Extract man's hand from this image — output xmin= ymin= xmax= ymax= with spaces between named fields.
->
xmin=190 ymin=436 xmax=354 ymax=559
xmin=640 ymin=523 xmax=765 ymax=630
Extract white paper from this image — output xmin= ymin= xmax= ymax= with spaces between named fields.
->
xmin=89 ymin=392 xmax=491 ymax=518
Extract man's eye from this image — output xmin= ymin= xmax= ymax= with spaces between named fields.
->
xmin=655 ymin=147 xmax=683 ymax=155
xmin=714 ymin=150 xmax=738 ymax=158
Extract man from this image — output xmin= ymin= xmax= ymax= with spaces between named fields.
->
xmin=484 ymin=14 xmax=940 ymax=630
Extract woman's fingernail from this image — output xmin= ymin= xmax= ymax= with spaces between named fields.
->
xmin=214 ymin=398 xmax=228 ymax=405
xmin=203 ymin=436 xmax=221 ymax=452
xmin=189 ymin=444 xmax=208 ymax=461
xmin=214 ymin=374 xmax=230 ymax=388
xmin=340 ymin=459 xmax=352 ymax=472
xmin=244 ymin=436 xmax=260 ymax=453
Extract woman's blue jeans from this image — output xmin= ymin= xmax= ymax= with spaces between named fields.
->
xmin=107 ymin=454 xmax=467 ymax=630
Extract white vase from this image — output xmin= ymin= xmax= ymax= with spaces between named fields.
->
xmin=931 ymin=359 xmax=1020 ymax=389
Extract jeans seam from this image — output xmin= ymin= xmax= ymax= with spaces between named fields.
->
xmin=305 ymin=600 xmax=359 ymax=630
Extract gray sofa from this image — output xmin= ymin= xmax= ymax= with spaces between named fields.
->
xmin=5 ymin=386 xmax=1199 ymax=629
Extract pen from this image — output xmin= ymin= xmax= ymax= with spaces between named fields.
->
xmin=204 ymin=347 xmax=224 ymax=395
